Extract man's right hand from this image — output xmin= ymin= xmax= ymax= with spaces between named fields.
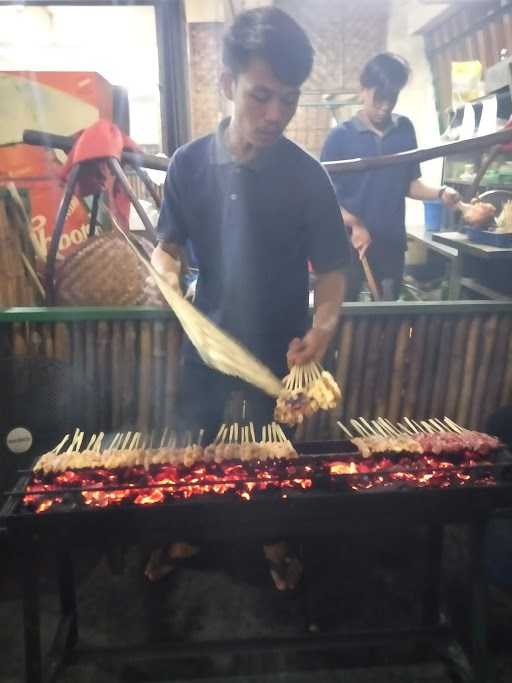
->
xmin=350 ymin=223 xmax=372 ymax=259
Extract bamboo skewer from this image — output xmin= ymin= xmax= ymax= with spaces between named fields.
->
xmin=337 ymin=421 xmax=354 ymax=439
xmin=444 ymin=417 xmax=464 ymax=433
xmin=350 ymin=419 xmax=368 ymax=437
xmin=359 ymin=417 xmax=376 ymax=435
xmin=397 ymin=423 xmax=413 ymax=435
xmin=420 ymin=421 xmax=435 ymax=434
xmin=404 ymin=417 xmax=419 ymax=434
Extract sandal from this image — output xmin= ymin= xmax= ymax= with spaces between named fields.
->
xmin=268 ymin=555 xmax=303 ymax=592
xmin=144 ymin=542 xmax=199 ymax=582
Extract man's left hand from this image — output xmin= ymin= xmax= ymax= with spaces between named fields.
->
xmin=440 ymin=186 xmax=461 ymax=208
xmin=287 ymin=328 xmax=331 ymax=367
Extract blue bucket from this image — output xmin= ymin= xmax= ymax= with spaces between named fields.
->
xmin=423 ymin=200 xmax=443 ymax=231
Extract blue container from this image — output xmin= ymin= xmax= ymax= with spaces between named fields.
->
xmin=424 ymin=200 xmax=443 ymax=231
xmin=463 ymin=226 xmax=512 ymax=247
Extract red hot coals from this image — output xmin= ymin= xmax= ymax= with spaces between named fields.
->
xmin=23 ymin=445 xmax=499 ymax=515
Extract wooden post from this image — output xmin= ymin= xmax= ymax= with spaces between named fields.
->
xmin=329 ymin=318 xmax=354 ymax=433
xmin=456 ymin=316 xmax=482 ymax=426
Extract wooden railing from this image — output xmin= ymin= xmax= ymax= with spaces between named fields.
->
xmin=1 ymin=302 xmax=511 ymax=439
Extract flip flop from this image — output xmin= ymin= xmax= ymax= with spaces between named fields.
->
xmin=268 ymin=555 xmax=303 ymax=592
xmin=144 ymin=543 xmax=199 ymax=582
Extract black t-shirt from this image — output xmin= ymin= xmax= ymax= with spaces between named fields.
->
xmin=321 ymin=114 xmax=421 ymax=251
xmin=157 ymin=119 xmax=351 ymax=374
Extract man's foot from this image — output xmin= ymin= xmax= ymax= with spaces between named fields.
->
xmin=263 ymin=542 xmax=303 ymax=591
xmin=144 ymin=542 xmax=199 ymax=582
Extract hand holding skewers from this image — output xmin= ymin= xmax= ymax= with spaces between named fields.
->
xmin=274 ymin=362 xmax=341 ymax=425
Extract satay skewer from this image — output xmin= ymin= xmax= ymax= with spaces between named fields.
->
xmin=377 ymin=418 xmax=397 ymax=436
xmin=93 ymin=432 xmax=104 ymax=452
xmin=53 ymin=433 xmax=70 ymax=454
xmin=85 ymin=433 xmax=97 ymax=450
xmin=427 ymin=419 xmax=444 ymax=433
xmin=215 ymin=423 xmax=227 ymax=444
xmin=410 ymin=419 xmax=426 ymax=433
xmin=159 ymin=427 xmax=169 ymax=448
xmin=404 ymin=417 xmax=419 ymax=433
xmin=444 ymin=417 xmax=464 ymax=433
xmin=350 ymin=419 xmax=368 ymax=437
xmin=359 ymin=417 xmax=376 ymax=435
xmin=420 ymin=420 xmax=435 ymax=434
xmin=383 ymin=419 xmax=402 ymax=436
xmin=431 ymin=418 xmax=447 ymax=432
xmin=130 ymin=432 xmax=141 ymax=449
xmin=397 ymin=422 xmax=414 ymax=435
xmin=371 ymin=420 xmax=389 ymax=437
xmin=337 ymin=421 xmax=354 ymax=439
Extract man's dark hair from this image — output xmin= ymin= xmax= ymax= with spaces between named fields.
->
xmin=360 ymin=52 xmax=410 ymax=102
xmin=223 ymin=6 xmax=314 ymax=87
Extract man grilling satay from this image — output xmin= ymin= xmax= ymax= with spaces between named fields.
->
xmin=146 ymin=7 xmax=350 ymax=588
xmin=321 ymin=53 xmax=460 ymax=301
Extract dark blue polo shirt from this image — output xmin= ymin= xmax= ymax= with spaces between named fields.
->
xmin=157 ymin=119 xmax=350 ymax=374
xmin=320 ymin=114 xmax=421 ymax=251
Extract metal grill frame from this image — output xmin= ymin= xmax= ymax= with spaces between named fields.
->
xmin=2 ymin=443 xmax=512 ymax=683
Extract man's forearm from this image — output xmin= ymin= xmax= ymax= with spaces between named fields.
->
xmin=407 ymin=178 xmax=440 ymax=201
xmin=313 ymin=269 xmax=346 ymax=339
xmin=151 ymin=241 xmax=183 ymax=291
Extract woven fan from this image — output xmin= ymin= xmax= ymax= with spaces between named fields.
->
xmin=109 ymin=214 xmax=283 ymax=398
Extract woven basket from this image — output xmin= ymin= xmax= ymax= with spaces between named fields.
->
xmin=54 ymin=233 xmax=163 ymax=306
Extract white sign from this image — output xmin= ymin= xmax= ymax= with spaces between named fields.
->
xmin=6 ymin=427 xmax=33 ymax=454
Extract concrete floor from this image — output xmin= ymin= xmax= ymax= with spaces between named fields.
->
xmin=2 ymin=528 xmax=512 ymax=683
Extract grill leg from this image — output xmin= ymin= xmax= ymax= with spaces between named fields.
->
xmin=421 ymin=524 xmax=444 ymax=627
xmin=21 ymin=540 xmax=42 ymax=683
xmin=469 ymin=519 xmax=489 ymax=683
xmin=57 ymin=550 xmax=78 ymax=649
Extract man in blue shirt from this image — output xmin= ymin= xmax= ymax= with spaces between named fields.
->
xmin=148 ymin=7 xmax=350 ymax=588
xmin=321 ymin=53 xmax=460 ymax=300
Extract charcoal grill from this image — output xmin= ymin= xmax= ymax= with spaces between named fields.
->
xmin=2 ymin=439 xmax=512 ymax=683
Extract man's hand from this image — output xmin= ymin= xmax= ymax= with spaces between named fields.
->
xmin=350 ymin=223 xmax=372 ymax=259
xmin=440 ymin=186 xmax=461 ymax=208
xmin=287 ymin=328 xmax=331 ymax=367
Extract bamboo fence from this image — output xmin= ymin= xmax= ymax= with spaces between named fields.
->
xmin=1 ymin=303 xmax=511 ymax=438
xmin=0 ymin=192 xmax=39 ymax=306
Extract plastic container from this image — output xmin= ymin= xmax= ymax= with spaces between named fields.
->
xmin=463 ymin=225 xmax=512 ymax=247
xmin=423 ymin=200 xmax=443 ymax=231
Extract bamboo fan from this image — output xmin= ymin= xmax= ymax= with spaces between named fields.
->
xmin=108 ymin=211 xmax=282 ymax=398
